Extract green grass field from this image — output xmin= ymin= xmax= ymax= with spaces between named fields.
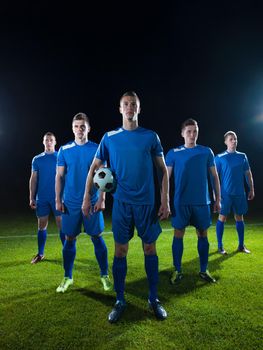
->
xmin=1 ymin=214 xmax=262 ymax=350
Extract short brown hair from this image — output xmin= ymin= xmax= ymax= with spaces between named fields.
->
xmin=72 ymin=112 xmax=90 ymax=125
xmin=43 ymin=131 xmax=56 ymax=138
xmin=181 ymin=118 xmax=198 ymax=131
xmin=224 ymin=130 xmax=237 ymax=140
xmin=120 ymin=91 xmax=140 ymax=104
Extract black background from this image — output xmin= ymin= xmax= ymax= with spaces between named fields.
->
xmin=0 ymin=1 xmax=262 ymax=215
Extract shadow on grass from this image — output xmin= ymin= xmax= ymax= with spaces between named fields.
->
xmin=75 ymin=288 xmax=157 ymax=323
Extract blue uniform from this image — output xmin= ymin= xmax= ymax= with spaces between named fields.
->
xmin=31 ymin=152 xmax=61 ymax=217
xmin=57 ymin=141 xmax=104 ymax=236
xmin=215 ymin=151 xmax=250 ymax=215
xmin=96 ymin=127 xmax=163 ymax=243
xmin=166 ymin=145 xmax=215 ymax=230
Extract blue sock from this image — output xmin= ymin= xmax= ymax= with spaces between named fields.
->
xmin=63 ymin=239 xmax=76 ymax=279
xmin=236 ymin=221 xmax=245 ymax=248
xmin=197 ymin=237 xmax=209 ymax=273
xmin=172 ymin=237 xmax=183 ymax=272
xmin=91 ymin=236 xmax=108 ymax=276
xmin=37 ymin=229 xmax=47 ymax=256
xmin=60 ymin=231 xmax=66 ymax=246
xmin=145 ymin=254 xmax=159 ymax=303
xmin=216 ymin=220 xmax=225 ymax=250
xmin=112 ymin=256 xmax=127 ymax=302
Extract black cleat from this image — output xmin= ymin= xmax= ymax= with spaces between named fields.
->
xmin=148 ymin=299 xmax=167 ymax=320
xmin=199 ymin=271 xmax=216 ymax=283
xmin=108 ymin=300 xmax=126 ymax=323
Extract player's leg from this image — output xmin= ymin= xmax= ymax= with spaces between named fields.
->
xmin=216 ymin=194 xmax=231 ymax=254
xmin=143 ymin=241 xmax=167 ymax=320
xmin=108 ymin=200 xmax=132 ymax=323
xmin=83 ymin=211 xmax=112 ymax=291
xmin=31 ymin=215 xmax=48 ymax=264
xmin=194 ymin=205 xmax=216 ymax=282
xmin=170 ymin=205 xmax=189 ymax=283
xmin=135 ymin=204 xmax=166 ymax=320
xmin=233 ymin=197 xmax=250 ymax=253
xmin=56 ymin=207 xmax=81 ymax=292
xmin=216 ymin=214 xmax=227 ymax=254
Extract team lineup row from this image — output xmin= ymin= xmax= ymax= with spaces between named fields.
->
xmin=29 ymin=91 xmax=255 ymax=323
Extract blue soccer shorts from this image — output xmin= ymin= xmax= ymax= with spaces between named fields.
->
xmin=220 ymin=193 xmax=248 ymax=216
xmin=62 ymin=204 xmax=104 ymax=237
xmin=112 ymin=199 xmax=162 ymax=244
xmin=172 ymin=204 xmax=211 ymax=231
xmin=36 ymin=199 xmax=61 ymax=218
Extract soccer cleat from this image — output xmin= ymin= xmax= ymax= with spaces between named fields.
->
xmin=218 ymin=248 xmax=228 ymax=255
xmin=108 ymin=300 xmax=126 ymax=323
xmin=199 ymin=271 xmax=216 ymax=283
xmin=148 ymin=299 xmax=167 ymax=320
xmin=100 ymin=275 xmax=113 ymax=291
xmin=237 ymin=246 xmax=251 ymax=254
xmin=31 ymin=254 xmax=44 ymax=264
xmin=56 ymin=277 xmax=73 ymax=293
xmin=170 ymin=270 xmax=184 ymax=284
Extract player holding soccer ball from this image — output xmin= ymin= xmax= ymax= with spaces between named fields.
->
xmin=29 ymin=132 xmax=63 ymax=264
xmin=82 ymin=91 xmax=170 ymax=323
xmin=55 ymin=113 xmax=112 ymax=293
xmin=215 ymin=131 xmax=255 ymax=255
xmin=166 ymin=118 xmax=221 ymax=284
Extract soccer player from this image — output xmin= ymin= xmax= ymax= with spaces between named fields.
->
xmin=29 ymin=132 xmax=63 ymax=264
xmin=166 ymin=118 xmax=221 ymax=284
xmin=82 ymin=91 xmax=170 ymax=323
xmin=55 ymin=113 xmax=112 ymax=293
xmin=215 ymin=131 xmax=255 ymax=255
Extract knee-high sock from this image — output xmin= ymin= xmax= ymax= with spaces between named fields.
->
xmin=60 ymin=231 xmax=66 ymax=246
xmin=38 ymin=229 xmax=47 ymax=256
xmin=112 ymin=256 xmax=127 ymax=302
xmin=91 ymin=236 xmax=108 ymax=276
xmin=172 ymin=237 xmax=183 ymax=272
xmin=63 ymin=239 xmax=76 ymax=279
xmin=198 ymin=237 xmax=209 ymax=273
xmin=145 ymin=254 xmax=159 ymax=303
xmin=216 ymin=220 xmax=225 ymax=250
xmin=236 ymin=221 xmax=245 ymax=248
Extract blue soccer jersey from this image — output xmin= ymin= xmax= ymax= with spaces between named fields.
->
xmin=165 ymin=145 xmax=215 ymax=206
xmin=32 ymin=152 xmax=58 ymax=201
xmin=215 ymin=151 xmax=250 ymax=196
xmin=57 ymin=141 xmax=99 ymax=207
xmin=96 ymin=127 xmax=163 ymax=205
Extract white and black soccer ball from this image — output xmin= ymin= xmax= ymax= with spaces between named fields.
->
xmin=93 ymin=168 xmax=116 ymax=193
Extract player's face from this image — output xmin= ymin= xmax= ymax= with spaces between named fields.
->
xmin=225 ymin=134 xmax=237 ymax=151
xmin=72 ymin=120 xmax=90 ymax=141
xmin=43 ymin=135 xmax=56 ymax=152
xmin=181 ymin=125 xmax=199 ymax=147
xmin=119 ymin=96 xmax=140 ymax=122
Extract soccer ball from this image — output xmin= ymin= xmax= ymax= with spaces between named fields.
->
xmin=93 ymin=167 xmax=116 ymax=193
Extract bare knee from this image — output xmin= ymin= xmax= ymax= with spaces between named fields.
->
xmin=38 ymin=216 xmax=48 ymax=230
xmin=143 ymin=242 xmax=156 ymax=255
xmin=174 ymin=229 xmax=185 ymax=238
xmin=197 ymin=229 xmax=208 ymax=238
xmin=218 ymin=214 xmax=227 ymax=222
xmin=115 ymin=243 xmax=128 ymax=258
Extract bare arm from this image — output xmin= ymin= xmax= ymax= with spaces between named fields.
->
xmin=55 ymin=165 xmax=66 ymax=212
xmin=154 ymin=156 xmax=170 ymax=220
xmin=246 ymin=169 xmax=255 ymax=200
xmin=209 ymin=166 xmax=221 ymax=213
xmin=82 ymin=158 xmax=104 ymax=216
xmin=29 ymin=171 xmax=38 ymax=209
